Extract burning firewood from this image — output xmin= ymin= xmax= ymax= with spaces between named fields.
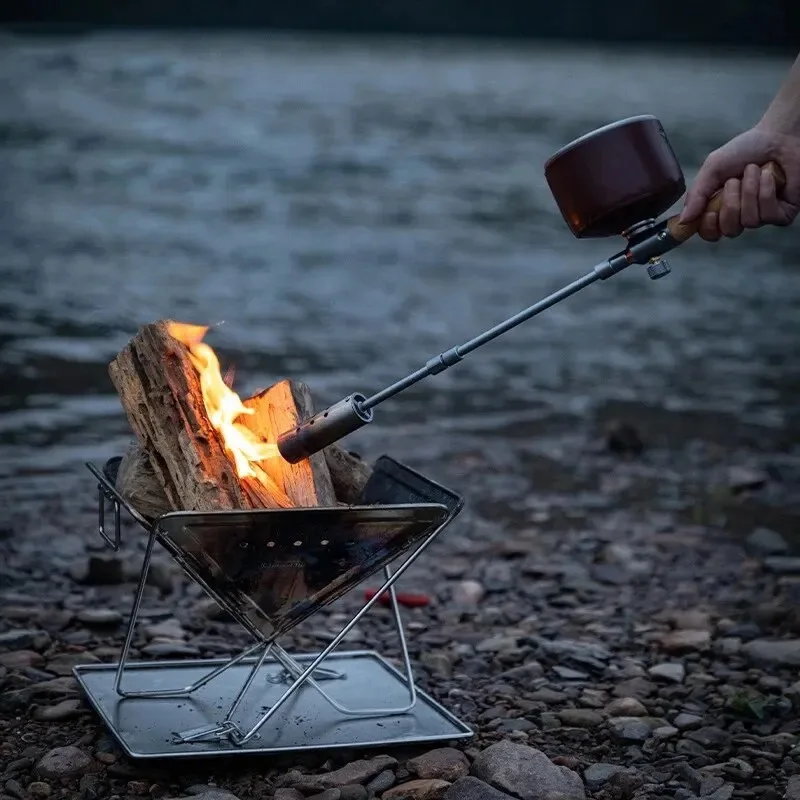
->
xmin=242 ymin=381 xmax=336 ymax=508
xmin=109 ymin=320 xmax=373 ymax=519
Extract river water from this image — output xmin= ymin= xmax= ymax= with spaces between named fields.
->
xmin=0 ymin=32 xmax=798 ymax=522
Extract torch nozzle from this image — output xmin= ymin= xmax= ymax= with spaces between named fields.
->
xmin=276 ymin=393 xmax=374 ymax=463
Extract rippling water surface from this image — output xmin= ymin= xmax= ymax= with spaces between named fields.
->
xmin=1 ymin=32 xmax=798 ymax=503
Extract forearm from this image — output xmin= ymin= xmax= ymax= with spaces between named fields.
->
xmin=759 ymin=53 xmax=800 ymax=136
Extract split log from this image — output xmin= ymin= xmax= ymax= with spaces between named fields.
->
xmin=109 ymin=320 xmax=292 ymax=512
xmin=116 ymin=439 xmax=373 ymax=519
xmin=324 ymin=446 xmax=372 ymax=504
xmin=116 ymin=441 xmax=172 ymax=519
xmin=241 ymin=380 xmax=336 ymax=508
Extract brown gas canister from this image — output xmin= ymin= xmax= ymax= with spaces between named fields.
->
xmin=544 ymin=115 xmax=686 ymax=239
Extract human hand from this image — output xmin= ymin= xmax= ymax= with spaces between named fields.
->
xmin=678 ymin=125 xmax=800 ymax=241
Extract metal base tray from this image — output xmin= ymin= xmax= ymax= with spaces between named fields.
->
xmin=74 ymin=650 xmax=473 ymax=759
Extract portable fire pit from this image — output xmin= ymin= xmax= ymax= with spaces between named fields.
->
xmin=75 ymin=113 xmax=787 ymax=760
xmin=77 ymin=454 xmax=472 ymax=759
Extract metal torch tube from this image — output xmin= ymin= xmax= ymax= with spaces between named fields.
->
xmin=277 ymin=393 xmax=374 ymax=464
xmin=359 ymin=268 xmax=603 ymax=411
xmin=276 ymin=238 xmax=665 ymax=463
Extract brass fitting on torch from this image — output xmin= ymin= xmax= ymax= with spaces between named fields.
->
xmin=276 ymin=394 xmax=374 ymax=464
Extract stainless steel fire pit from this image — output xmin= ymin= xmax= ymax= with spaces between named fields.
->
xmin=74 ymin=455 xmax=473 ymax=759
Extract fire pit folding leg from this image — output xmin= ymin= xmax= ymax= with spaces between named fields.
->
xmin=87 ymin=463 xmax=276 ymax=706
xmin=221 ymin=540 xmax=439 ymax=747
xmin=267 ymin=564 xmax=417 ymax=715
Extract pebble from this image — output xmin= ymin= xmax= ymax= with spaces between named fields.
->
xmin=727 ymin=465 xmax=768 ymax=492
xmin=364 ymin=770 xmax=395 ymax=793
xmin=35 ymin=746 xmax=93 ymax=779
xmin=528 ymin=687 xmax=566 ymax=704
xmin=557 ymin=708 xmax=603 ymax=728
xmin=451 ymin=581 xmax=485 ymax=606
xmin=291 ymin=756 xmax=397 ymax=790
xmin=176 ymin=790 xmax=242 ymax=800
xmin=686 ymin=726 xmax=730 ymax=749
xmin=605 ymin=697 xmax=648 ymax=717
xmin=705 ymin=784 xmax=735 ymax=800
xmin=660 ymin=629 xmax=711 ymax=654
xmin=307 ymin=791 xmax=341 ymax=800
xmin=339 ymin=789 xmax=368 ymax=800
xmin=723 ymin=758 xmax=754 ymax=779
xmin=496 ymin=663 xmax=544 ymax=682
xmin=46 ymin=651 xmax=100 ymax=675
xmin=745 ymin=527 xmax=789 ymax=556
xmin=382 ymin=779 xmax=451 ymax=799
xmin=652 ymin=725 xmax=678 ymax=740
xmin=75 ymin=608 xmax=123 ymax=626
xmin=762 ymin=556 xmax=800 ymax=574
xmin=742 ymin=639 xmax=800 ymax=666
xmin=552 ymin=666 xmax=589 ymax=681
xmin=613 ymin=677 xmax=654 ymax=699
xmin=470 ymin=741 xmax=585 ymax=799
xmin=648 ymin=662 xmax=686 ymax=683
xmin=32 ymin=698 xmax=83 ymax=721
xmin=407 ymin=749 xmax=469 ymax=782
xmin=583 ymin=763 xmax=632 ymax=790
xmin=141 ymin=642 xmax=201 ymax=657
xmin=0 ymin=629 xmax=50 ymax=651
xmin=0 ymin=649 xmax=44 ymax=668
xmin=660 ymin=609 xmax=713 ymax=630
xmin=442 ymin=777 xmax=513 ymax=800
xmin=608 ymin=717 xmax=652 ymax=744
xmin=673 ymin=712 xmax=704 ymax=730
xmin=143 ymin=618 xmax=185 ymax=640
xmin=786 ymin=775 xmax=800 ymax=800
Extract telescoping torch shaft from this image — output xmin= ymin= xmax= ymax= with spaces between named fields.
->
xmin=276 ymin=222 xmax=678 ymax=464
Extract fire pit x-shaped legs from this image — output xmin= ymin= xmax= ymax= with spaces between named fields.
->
xmin=74 ymin=456 xmax=473 ymax=758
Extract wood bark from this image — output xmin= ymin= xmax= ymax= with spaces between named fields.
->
xmin=116 ymin=441 xmax=172 ymax=520
xmin=241 ymin=380 xmax=336 ymax=508
xmin=323 ymin=445 xmax=373 ymax=504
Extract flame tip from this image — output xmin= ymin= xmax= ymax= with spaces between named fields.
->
xmin=177 ymin=322 xmax=282 ymax=484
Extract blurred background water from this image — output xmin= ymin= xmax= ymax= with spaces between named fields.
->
xmin=0 ymin=32 xmax=798 ymax=504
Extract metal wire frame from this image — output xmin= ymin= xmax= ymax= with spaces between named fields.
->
xmin=85 ymin=460 xmax=452 ymax=745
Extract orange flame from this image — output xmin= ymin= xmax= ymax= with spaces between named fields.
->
xmin=167 ymin=322 xmax=279 ymax=479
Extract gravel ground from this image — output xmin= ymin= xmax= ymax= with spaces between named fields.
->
xmin=3 ymin=411 xmax=800 ymax=800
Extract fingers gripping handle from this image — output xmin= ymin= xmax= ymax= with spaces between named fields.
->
xmin=665 ymin=162 xmax=787 ymax=244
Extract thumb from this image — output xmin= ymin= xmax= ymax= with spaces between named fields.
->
xmin=679 ymin=164 xmax=723 ymax=224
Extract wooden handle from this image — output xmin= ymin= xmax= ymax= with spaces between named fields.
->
xmin=666 ymin=161 xmax=787 ymax=243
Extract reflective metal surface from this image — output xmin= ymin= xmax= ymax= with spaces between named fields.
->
xmin=157 ymin=503 xmax=449 ymax=637
xmin=73 ymin=651 xmax=474 ymax=759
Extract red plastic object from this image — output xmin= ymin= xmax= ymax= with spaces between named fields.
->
xmin=364 ymin=588 xmax=431 ymax=608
